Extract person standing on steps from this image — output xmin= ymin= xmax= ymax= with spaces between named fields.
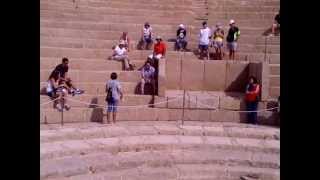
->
xmin=212 ymin=22 xmax=225 ymax=60
xmin=175 ymin=24 xmax=188 ymax=51
xmin=140 ymin=22 xmax=153 ymax=50
xmin=198 ymin=21 xmax=212 ymax=60
xmin=226 ymin=19 xmax=240 ymax=60
xmin=245 ymin=76 xmax=260 ymax=125
xmin=105 ymin=72 xmax=123 ymax=124
xmin=109 ymin=40 xmax=135 ymax=71
xmin=119 ymin=32 xmax=131 ymax=52
xmin=140 ymin=61 xmax=155 ymax=95
xmin=53 ymin=57 xmax=84 ymax=96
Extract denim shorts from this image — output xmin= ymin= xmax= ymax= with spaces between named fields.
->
xmin=107 ymin=100 xmax=119 ymax=112
xmin=198 ymin=44 xmax=209 ymax=50
xmin=227 ymin=42 xmax=237 ymax=50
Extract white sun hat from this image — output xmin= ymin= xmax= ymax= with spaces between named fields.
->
xmin=179 ymin=24 xmax=185 ymax=28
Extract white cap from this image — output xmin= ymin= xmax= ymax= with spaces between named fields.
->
xmin=229 ymin=19 xmax=235 ymax=25
xmin=156 ymin=36 xmax=162 ymax=40
xmin=179 ymin=24 xmax=185 ymax=28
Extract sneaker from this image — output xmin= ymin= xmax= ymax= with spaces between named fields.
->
xmin=75 ymin=89 xmax=85 ymax=95
xmin=56 ymin=104 xmax=63 ymax=112
xmin=64 ymin=104 xmax=71 ymax=111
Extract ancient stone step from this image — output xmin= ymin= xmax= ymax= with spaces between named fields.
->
xmin=40 ymin=69 xmax=141 ymax=83
xmin=40 ymin=122 xmax=280 ymax=143
xmin=40 ymin=147 xmax=279 ymax=179
xmin=40 ymin=57 xmax=146 ymax=71
xmin=44 ymin=164 xmax=279 ymax=180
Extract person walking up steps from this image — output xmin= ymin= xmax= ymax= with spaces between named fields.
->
xmin=226 ymin=19 xmax=240 ymax=60
xmin=105 ymin=72 xmax=123 ymax=124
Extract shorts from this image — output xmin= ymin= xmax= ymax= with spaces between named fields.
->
xmin=47 ymin=91 xmax=56 ymax=98
xmin=113 ymin=55 xmax=127 ymax=61
xmin=143 ymin=36 xmax=153 ymax=44
xmin=148 ymin=54 xmax=162 ymax=60
xmin=107 ymin=100 xmax=119 ymax=112
xmin=213 ymin=40 xmax=223 ymax=48
xmin=227 ymin=42 xmax=237 ymax=51
xmin=198 ymin=44 xmax=209 ymax=51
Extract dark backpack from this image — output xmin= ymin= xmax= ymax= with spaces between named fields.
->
xmin=105 ymin=87 xmax=113 ymax=102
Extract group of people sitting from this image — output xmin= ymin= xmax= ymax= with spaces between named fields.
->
xmin=46 ymin=58 xmax=84 ymax=111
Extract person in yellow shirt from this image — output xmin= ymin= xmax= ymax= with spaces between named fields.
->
xmin=212 ymin=22 xmax=224 ymax=60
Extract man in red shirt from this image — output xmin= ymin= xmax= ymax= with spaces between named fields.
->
xmin=148 ymin=36 xmax=166 ymax=62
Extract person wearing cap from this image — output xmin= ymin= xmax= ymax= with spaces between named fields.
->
xmin=110 ymin=40 xmax=134 ymax=71
xmin=198 ymin=21 xmax=212 ymax=59
xmin=148 ymin=36 xmax=166 ymax=62
xmin=175 ymin=24 xmax=188 ymax=51
xmin=140 ymin=22 xmax=153 ymax=50
xmin=226 ymin=19 xmax=240 ymax=60
xmin=119 ymin=32 xmax=130 ymax=52
xmin=140 ymin=61 xmax=156 ymax=95
xmin=212 ymin=23 xmax=225 ymax=60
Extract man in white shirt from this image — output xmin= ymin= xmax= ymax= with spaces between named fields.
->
xmin=198 ymin=21 xmax=212 ymax=59
xmin=140 ymin=61 xmax=155 ymax=95
xmin=110 ymin=40 xmax=133 ymax=71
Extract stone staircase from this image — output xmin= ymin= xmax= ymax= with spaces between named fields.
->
xmin=40 ymin=0 xmax=280 ymax=179
xmin=206 ymin=0 xmax=280 ymax=99
xmin=40 ymin=121 xmax=280 ymax=180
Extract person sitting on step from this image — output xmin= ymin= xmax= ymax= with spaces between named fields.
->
xmin=53 ymin=57 xmax=84 ymax=96
xmin=175 ymin=24 xmax=188 ymax=51
xmin=119 ymin=31 xmax=131 ymax=52
xmin=140 ymin=61 xmax=156 ymax=95
xmin=148 ymin=36 xmax=166 ymax=64
xmin=140 ymin=22 xmax=153 ymax=50
xmin=46 ymin=70 xmax=60 ymax=109
xmin=55 ymin=79 xmax=71 ymax=112
xmin=109 ymin=40 xmax=135 ymax=71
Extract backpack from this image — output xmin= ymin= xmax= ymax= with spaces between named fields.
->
xmin=105 ymin=87 xmax=113 ymax=102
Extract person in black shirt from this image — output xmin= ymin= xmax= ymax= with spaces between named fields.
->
xmin=226 ymin=19 xmax=240 ymax=60
xmin=271 ymin=10 xmax=280 ymax=35
xmin=52 ymin=57 xmax=84 ymax=96
xmin=175 ymin=24 xmax=188 ymax=51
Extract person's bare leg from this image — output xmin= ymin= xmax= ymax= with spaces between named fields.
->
xmin=106 ymin=112 xmax=110 ymax=124
xmin=113 ymin=112 xmax=117 ymax=124
xmin=272 ymin=24 xmax=276 ymax=34
xmin=123 ymin=58 xmax=130 ymax=70
xmin=141 ymin=79 xmax=145 ymax=95
xmin=232 ymin=51 xmax=235 ymax=60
